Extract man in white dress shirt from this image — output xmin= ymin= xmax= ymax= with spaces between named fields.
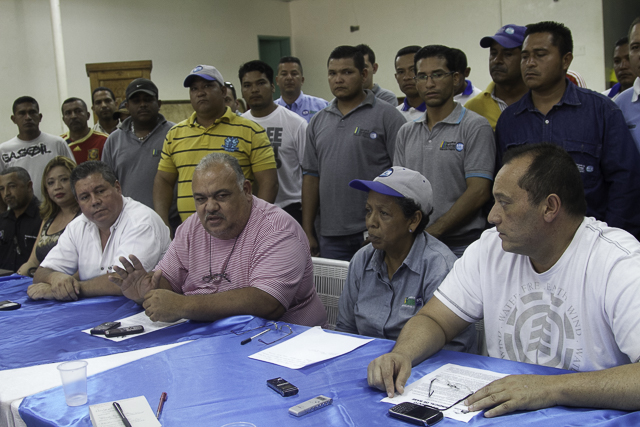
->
xmin=28 ymin=161 xmax=170 ymax=301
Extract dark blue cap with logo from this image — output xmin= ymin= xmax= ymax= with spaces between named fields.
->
xmin=480 ymin=24 xmax=527 ymax=49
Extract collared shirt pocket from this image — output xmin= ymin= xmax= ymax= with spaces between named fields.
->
xmin=562 ymin=139 xmax=601 ymax=189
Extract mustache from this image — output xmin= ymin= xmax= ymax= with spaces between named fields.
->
xmin=206 ymin=212 xmax=225 ymax=221
xmin=490 ymin=66 xmax=508 ymax=73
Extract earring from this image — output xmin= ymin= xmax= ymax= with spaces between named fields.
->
xmin=409 ymin=229 xmax=413 ymax=233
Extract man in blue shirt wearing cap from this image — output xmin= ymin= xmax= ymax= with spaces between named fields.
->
xmin=465 ymin=24 xmax=529 ymax=130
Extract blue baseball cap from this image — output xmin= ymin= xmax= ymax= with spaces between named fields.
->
xmin=480 ymin=24 xmax=527 ymax=49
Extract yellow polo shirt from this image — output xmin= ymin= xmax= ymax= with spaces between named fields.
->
xmin=158 ymin=107 xmax=276 ymax=220
xmin=464 ymin=82 xmax=502 ymax=131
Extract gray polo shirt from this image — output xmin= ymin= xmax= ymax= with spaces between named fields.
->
xmin=303 ymin=90 xmax=406 ymax=236
xmin=336 ymin=231 xmax=475 ymax=351
xmin=372 ymin=83 xmax=398 ymax=106
xmin=394 ymin=103 xmax=495 ymax=246
xmin=102 ymin=114 xmax=175 ymax=209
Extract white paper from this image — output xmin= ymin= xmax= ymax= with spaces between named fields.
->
xmin=89 ymin=395 xmax=161 ymax=427
xmin=249 ymin=326 xmax=373 ymax=369
xmin=382 ymin=363 xmax=508 ymax=423
xmin=82 ymin=311 xmax=187 ymax=341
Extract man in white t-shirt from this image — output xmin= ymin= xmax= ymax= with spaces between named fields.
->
xmin=0 ymin=96 xmax=75 ymax=204
xmin=368 ymin=143 xmax=640 ymax=417
xmin=239 ymin=60 xmax=306 ymax=223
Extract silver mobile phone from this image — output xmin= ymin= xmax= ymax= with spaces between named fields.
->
xmin=288 ymin=395 xmax=332 ymax=417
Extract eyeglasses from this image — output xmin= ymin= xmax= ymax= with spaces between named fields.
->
xmin=231 ymin=322 xmax=276 ymax=335
xmin=428 ymin=376 xmax=474 ymax=398
xmin=230 ymin=322 xmax=294 ymax=345
xmin=259 ymin=323 xmax=293 ymax=345
xmin=413 ymin=71 xmax=456 ymax=83
xmin=202 ymin=236 xmax=237 ymax=286
xmin=224 ymin=82 xmax=235 ymax=89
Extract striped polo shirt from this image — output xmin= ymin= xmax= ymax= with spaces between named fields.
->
xmin=158 ymin=108 xmax=276 ymax=220
xmin=155 ymin=196 xmax=328 ymax=327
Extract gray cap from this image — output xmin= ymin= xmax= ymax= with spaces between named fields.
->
xmin=183 ymin=65 xmax=225 ymax=87
xmin=349 ymin=167 xmax=433 ymax=215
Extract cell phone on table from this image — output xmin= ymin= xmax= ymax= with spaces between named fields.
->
xmin=267 ymin=377 xmax=299 ymax=397
xmin=104 ymin=325 xmax=144 ymax=338
xmin=90 ymin=321 xmax=121 ymax=335
xmin=389 ymin=402 xmax=443 ymax=426
xmin=0 ymin=300 xmax=21 ymax=310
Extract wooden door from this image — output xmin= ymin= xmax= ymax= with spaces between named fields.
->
xmin=85 ymin=60 xmax=152 ymax=122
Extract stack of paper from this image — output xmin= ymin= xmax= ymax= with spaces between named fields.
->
xmin=249 ymin=326 xmax=373 ymax=369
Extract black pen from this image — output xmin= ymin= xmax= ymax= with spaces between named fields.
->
xmin=241 ymin=329 xmax=270 ymax=345
xmin=113 ymin=401 xmax=132 ymax=427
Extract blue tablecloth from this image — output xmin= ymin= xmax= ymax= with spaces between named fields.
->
xmin=0 ymin=275 xmax=256 ymax=370
xmin=19 ymin=322 xmax=638 ymax=426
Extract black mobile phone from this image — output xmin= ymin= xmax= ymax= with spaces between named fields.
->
xmin=0 ymin=300 xmax=21 ymax=311
xmin=389 ymin=402 xmax=443 ymax=426
xmin=267 ymin=377 xmax=299 ymax=397
xmin=90 ymin=321 xmax=121 ymax=335
xmin=104 ymin=325 xmax=144 ymax=338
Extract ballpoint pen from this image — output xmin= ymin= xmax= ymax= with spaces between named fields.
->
xmin=241 ymin=329 xmax=270 ymax=345
xmin=156 ymin=392 xmax=167 ymax=419
xmin=113 ymin=401 xmax=132 ymax=427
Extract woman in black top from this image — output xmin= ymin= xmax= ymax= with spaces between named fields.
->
xmin=18 ymin=157 xmax=79 ymax=277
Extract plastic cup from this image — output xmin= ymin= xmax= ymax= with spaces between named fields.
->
xmin=57 ymin=360 xmax=88 ymax=406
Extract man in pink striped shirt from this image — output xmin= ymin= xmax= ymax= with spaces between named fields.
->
xmin=110 ymin=153 xmax=327 ymax=327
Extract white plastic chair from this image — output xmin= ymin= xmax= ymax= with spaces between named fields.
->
xmin=312 ymin=257 xmax=349 ymax=330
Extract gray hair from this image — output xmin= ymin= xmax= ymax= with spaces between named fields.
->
xmin=0 ymin=167 xmax=31 ymax=184
xmin=194 ymin=153 xmax=245 ymax=189
xmin=70 ymin=161 xmax=118 ymax=198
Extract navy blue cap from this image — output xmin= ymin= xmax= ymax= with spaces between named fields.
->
xmin=480 ymin=24 xmax=527 ymax=49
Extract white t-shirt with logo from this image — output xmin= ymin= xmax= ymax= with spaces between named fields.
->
xmin=435 ymin=217 xmax=640 ymax=372
xmin=0 ymin=132 xmax=75 ymax=200
xmin=243 ymin=106 xmax=307 ymax=208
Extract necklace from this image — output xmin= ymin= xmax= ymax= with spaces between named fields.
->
xmin=131 ymin=123 xmax=150 ymax=141
xmin=202 ymin=235 xmax=238 ymax=284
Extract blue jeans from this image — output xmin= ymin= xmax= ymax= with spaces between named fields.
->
xmin=318 ymin=232 xmax=365 ymax=261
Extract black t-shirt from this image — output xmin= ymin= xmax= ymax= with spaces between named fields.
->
xmin=0 ymin=197 xmax=41 ymax=271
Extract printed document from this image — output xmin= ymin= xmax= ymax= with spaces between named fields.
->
xmin=382 ymin=363 xmax=508 ymax=422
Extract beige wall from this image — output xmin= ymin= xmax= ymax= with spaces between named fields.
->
xmin=290 ymin=0 xmax=606 ymax=101
xmin=0 ymin=0 xmax=607 ymax=143
xmin=0 ymin=0 xmax=292 ymax=142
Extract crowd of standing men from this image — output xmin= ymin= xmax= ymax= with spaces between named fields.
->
xmin=1 ymin=16 xmax=640 ymax=419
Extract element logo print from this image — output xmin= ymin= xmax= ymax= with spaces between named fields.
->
xmin=498 ymin=285 xmax=583 ymax=371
